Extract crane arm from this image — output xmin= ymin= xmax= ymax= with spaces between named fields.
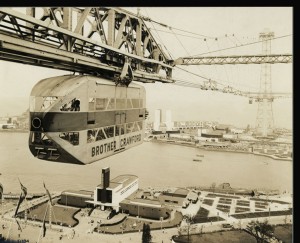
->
xmin=173 ymin=54 xmax=292 ymax=66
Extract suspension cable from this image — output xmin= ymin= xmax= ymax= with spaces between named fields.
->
xmin=190 ymin=34 xmax=292 ymax=57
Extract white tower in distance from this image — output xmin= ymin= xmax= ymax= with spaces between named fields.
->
xmin=165 ymin=110 xmax=174 ymax=131
xmin=153 ymin=109 xmax=162 ymax=131
xmin=255 ymin=29 xmax=275 ymax=138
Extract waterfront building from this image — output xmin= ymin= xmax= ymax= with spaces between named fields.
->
xmin=158 ymin=188 xmax=189 ymax=207
xmin=195 ymin=130 xmax=224 ymax=142
xmin=89 ymin=167 xmax=139 ymax=212
xmin=60 ymin=190 xmax=94 ymax=207
xmin=215 ymin=124 xmax=230 ymax=133
xmin=120 ymin=198 xmax=171 ymax=220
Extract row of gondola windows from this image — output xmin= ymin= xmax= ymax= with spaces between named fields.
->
xmin=87 ymin=126 xmax=114 ymax=143
xmin=88 ymin=98 xmax=143 ymax=111
xmin=60 ymin=98 xmax=80 ymax=111
xmin=87 ymin=122 xmax=143 ymax=143
xmin=32 ymin=132 xmax=54 ymax=146
xmin=57 ymin=122 xmax=142 ymax=145
xmin=59 ymin=132 xmax=79 ymax=145
xmin=30 ymin=96 xmax=59 ymax=111
xmin=31 ymin=96 xmax=143 ymax=112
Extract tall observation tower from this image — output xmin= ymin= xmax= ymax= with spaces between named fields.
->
xmin=255 ymin=30 xmax=275 ymax=138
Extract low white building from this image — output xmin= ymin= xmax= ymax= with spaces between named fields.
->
xmin=89 ymin=173 xmax=139 ymax=212
xmin=223 ymin=133 xmax=238 ymax=140
xmin=230 ymin=128 xmax=245 ymax=134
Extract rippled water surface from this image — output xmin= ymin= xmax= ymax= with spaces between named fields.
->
xmin=0 ymin=132 xmax=292 ymax=194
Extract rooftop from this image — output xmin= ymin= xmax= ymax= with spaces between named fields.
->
xmin=97 ymin=174 xmax=138 ymax=191
xmin=121 ymin=198 xmax=162 ymax=208
xmin=61 ymin=190 xmax=93 ymax=198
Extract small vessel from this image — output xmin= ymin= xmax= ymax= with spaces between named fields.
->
xmin=196 ymin=154 xmax=204 ymax=157
xmin=193 ymin=159 xmax=202 ymax=162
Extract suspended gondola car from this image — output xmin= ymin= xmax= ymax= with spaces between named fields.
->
xmin=29 ymin=75 xmax=146 ymax=164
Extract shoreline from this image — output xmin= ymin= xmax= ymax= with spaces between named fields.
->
xmin=0 ymin=129 xmax=28 ymax=133
xmin=149 ymin=139 xmax=292 ymax=162
xmin=252 ymin=152 xmax=292 ymax=162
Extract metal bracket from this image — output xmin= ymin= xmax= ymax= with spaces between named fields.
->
xmin=115 ymin=56 xmax=134 ymax=86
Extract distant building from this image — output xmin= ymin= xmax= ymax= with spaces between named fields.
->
xmin=158 ymin=188 xmax=189 ymax=207
xmin=195 ymin=130 xmax=223 ymax=142
xmin=230 ymin=127 xmax=244 ymax=134
xmin=165 ymin=109 xmax=174 ymax=131
xmin=215 ymin=124 xmax=230 ymax=133
xmin=0 ymin=117 xmax=15 ymax=129
xmin=153 ymin=109 xmax=162 ymax=131
xmin=223 ymin=133 xmax=238 ymax=140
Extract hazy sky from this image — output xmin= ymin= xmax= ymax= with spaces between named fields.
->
xmin=0 ymin=7 xmax=293 ymax=129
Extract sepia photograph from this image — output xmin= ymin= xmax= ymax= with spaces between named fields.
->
xmin=0 ymin=6 xmax=293 ymax=243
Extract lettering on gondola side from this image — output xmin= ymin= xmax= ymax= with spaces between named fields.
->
xmin=120 ymin=134 xmax=142 ymax=148
xmin=91 ymin=141 xmax=116 ymax=157
xmin=91 ymin=134 xmax=142 ymax=157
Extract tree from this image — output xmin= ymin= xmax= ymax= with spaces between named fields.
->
xmin=184 ymin=214 xmax=194 ymax=242
xmin=246 ymin=220 xmax=275 ymax=243
xmin=250 ymin=190 xmax=256 ymax=197
xmin=142 ymin=223 xmax=152 ymax=243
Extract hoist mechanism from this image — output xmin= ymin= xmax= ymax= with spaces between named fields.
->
xmin=0 ymin=7 xmax=174 ymax=85
xmin=245 ymin=92 xmax=292 ymax=104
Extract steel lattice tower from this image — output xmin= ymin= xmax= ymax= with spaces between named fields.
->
xmin=255 ymin=30 xmax=275 ymax=137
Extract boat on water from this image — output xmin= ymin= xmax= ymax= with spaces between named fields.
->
xmin=193 ymin=159 xmax=202 ymax=162
xmin=196 ymin=154 xmax=204 ymax=157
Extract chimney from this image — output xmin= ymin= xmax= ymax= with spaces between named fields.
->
xmin=100 ymin=167 xmax=110 ymax=203
xmin=102 ymin=167 xmax=110 ymax=188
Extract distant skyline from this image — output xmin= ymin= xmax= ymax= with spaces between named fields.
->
xmin=0 ymin=7 xmax=293 ymax=129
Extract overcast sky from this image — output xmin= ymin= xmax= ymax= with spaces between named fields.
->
xmin=0 ymin=7 xmax=293 ymax=129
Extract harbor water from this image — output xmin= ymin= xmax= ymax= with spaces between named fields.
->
xmin=0 ymin=132 xmax=292 ymax=194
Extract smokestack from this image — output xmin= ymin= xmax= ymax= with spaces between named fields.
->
xmin=100 ymin=167 xmax=110 ymax=203
xmin=102 ymin=167 xmax=110 ymax=188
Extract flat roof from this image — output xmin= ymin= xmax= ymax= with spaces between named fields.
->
xmin=174 ymin=188 xmax=189 ymax=196
xmin=121 ymin=198 xmax=162 ymax=208
xmin=97 ymin=174 xmax=138 ymax=191
xmin=187 ymin=192 xmax=198 ymax=200
xmin=162 ymin=188 xmax=189 ymax=198
xmin=62 ymin=190 xmax=93 ymax=198
xmin=132 ymin=198 xmax=161 ymax=206
xmin=202 ymin=131 xmax=224 ymax=136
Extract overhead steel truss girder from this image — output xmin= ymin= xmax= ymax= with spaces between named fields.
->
xmin=0 ymin=7 xmax=174 ymax=83
xmin=174 ymin=54 xmax=292 ymax=65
